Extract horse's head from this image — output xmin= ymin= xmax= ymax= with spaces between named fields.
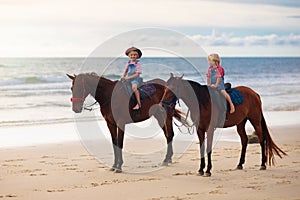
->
xmin=160 ymin=73 xmax=184 ymax=109
xmin=67 ymin=73 xmax=91 ymax=113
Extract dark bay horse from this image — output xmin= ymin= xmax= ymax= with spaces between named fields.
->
xmin=160 ymin=73 xmax=287 ymax=176
xmin=67 ymin=73 xmax=177 ymax=173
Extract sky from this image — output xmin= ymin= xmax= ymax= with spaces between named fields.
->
xmin=0 ymin=0 xmax=299 ymax=57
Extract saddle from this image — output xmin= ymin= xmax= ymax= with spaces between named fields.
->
xmin=225 ymin=83 xmax=244 ymax=105
xmin=122 ymin=79 xmax=156 ymax=102
xmin=210 ymin=83 xmax=244 ymax=127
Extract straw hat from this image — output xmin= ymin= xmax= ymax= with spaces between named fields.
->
xmin=125 ymin=47 xmax=142 ymax=58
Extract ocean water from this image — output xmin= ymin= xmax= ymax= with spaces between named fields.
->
xmin=0 ymin=57 xmax=300 ymax=127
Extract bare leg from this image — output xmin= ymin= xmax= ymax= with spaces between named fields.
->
xmin=132 ymin=84 xmax=141 ymax=110
xmin=220 ymin=90 xmax=235 ymax=113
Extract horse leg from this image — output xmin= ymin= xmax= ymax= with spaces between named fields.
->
xmin=236 ymin=118 xmax=248 ymax=169
xmin=115 ymin=126 xmax=125 ymax=173
xmin=249 ymin=118 xmax=267 ymax=170
xmin=106 ymin=122 xmax=118 ymax=171
xmin=162 ymin=118 xmax=174 ymax=166
xmin=205 ymin=127 xmax=214 ymax=177
xmin=197 ymin=128 xmax=206 ymax=176
xmin=163 ymin=139 xmax=173 ymax=165
xmin=152 ymin=106 xmax=173 ymax=165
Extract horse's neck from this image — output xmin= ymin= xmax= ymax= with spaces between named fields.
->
xmin=180 ymin=80 xmax=210 ymax=110
xmin=94 ymin=77 xmax=115 ymax=106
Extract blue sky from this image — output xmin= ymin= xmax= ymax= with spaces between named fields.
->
xmin=0 ymin=0 xmax=299 ymax=57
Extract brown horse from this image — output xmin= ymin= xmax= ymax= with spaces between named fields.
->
xmin=160 ymin=73 xmax=287 ymax=176
xmin=67 ymin=73 xmax=177 ymax=173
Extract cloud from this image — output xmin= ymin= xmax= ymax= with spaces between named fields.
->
xmin=0 ymin=0 xmax=300 ymax=56
xmin=189 ymin=31 xmax=300 ymax=47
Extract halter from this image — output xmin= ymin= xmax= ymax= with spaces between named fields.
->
xmin=70 ymin=78 xmax=99 ymax=111
xmin=160 ymin=82 xmax=181 ymax=109
xmin=70 ymin=79 xmax=86 ymax=103
xmin=160 ymin=81 xmax=196 ymax=135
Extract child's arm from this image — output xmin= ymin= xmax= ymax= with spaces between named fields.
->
xmin=214 ymin=77 xmax=221 ymax=87
xmin=210 ymin=77 xmax=221 ymax=88
xmin=206 ymin=68 xmax=211 ymax=86
xmin=206 ymin=77 xmax=211 ymax=86
xmin=121 ymin=68 xmax=128 ymax=80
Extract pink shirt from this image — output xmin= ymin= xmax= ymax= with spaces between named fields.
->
xmin=206 ymin=65 xmax=224 ymax=78
xmin=125 ymin=61 xmax=142 ymax=74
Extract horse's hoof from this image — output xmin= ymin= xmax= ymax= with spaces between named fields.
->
xmin=115 ymin=168 xmax=122 ymax=173
xmin=109 ymin=168 xmax=115 ymax=171
xmin=204 ymin=172 xmax=211 ymax=177
xmin=236 ymin=165 xmax=243 ymax=170
xmin=198 ymin=171 xmax=204 ymax=176
xmin=260 ymin=166 xmax=266 ymax=170
xmin=162 ymin=159 xmax=172 ymax=166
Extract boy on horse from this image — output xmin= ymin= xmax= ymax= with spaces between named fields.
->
xmin=121 ymin=47 xmax=143 ymax=110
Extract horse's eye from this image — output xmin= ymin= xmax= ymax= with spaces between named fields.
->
xmin=70 ymin=87 xmax=73 ymax=91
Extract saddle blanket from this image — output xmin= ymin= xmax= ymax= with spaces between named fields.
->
xmin=227 ymin=88 xmax=244 ymax=105
xmin=138 ymin=83 xmax=156 ymax=100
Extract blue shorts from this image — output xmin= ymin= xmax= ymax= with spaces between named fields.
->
xmin=129 ymin=78 xmax=140 ymax=86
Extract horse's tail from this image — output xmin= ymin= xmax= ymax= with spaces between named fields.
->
xmin=262 ymin=113 xmax=287 ymax=165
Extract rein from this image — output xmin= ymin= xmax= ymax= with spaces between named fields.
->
xmin=70 ymin=78 xmax=100 ymax=111
xmin=70 ymin=79 xmax=86 ymax=103
xmin=160 ymin=81 xmax=196 ymax=134
xmin=160 ymin=82 xmax=181 ymax=109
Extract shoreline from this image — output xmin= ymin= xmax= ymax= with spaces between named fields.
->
xmin=1 ymin=110 xmax=299 ymax=149
xmin=0 ymin=123 xmax=299 ymax=199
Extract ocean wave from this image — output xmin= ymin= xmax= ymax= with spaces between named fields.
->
xmin=0 ymin=81 xmax=70 ymax=92
xmin=0 ymin=90 xmax=71 ymax=98
xmin=105 ymin=74 xmax=121 ymax=80
xmin=0 ymin=76 xmax=69 ymax=86
xmin=0 ymin=102 xmax=71 ymax=110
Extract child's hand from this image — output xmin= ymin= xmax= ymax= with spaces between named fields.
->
xmin=121 ymin=77 xmax=127 ymax=81
xmin=210 ymin=84 xmax=217 ymax=88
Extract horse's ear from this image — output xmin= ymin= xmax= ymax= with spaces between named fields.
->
xmin=66 ymin=74 xmax=75 ymax=80
xmin=170 ymin=73 xmax=174 ymax=78
xmin=179 ymin=74 xmax=184 ymax=79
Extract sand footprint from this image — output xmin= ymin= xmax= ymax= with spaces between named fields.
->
xmin=276 ymin=180 xmax=291 ymax=185
xmin=209 ymin=190 xmax=227 ymax=195
xmin=172 ymin=171 xmax=194 ymax=176
xmin=0 ymin=194 xmax=17 ymax=198
xmin=47 ymin=189 xmax=65 ymax=193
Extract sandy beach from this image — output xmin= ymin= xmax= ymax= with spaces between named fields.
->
xmin=0 ymin=112 xmax=300 ymax=200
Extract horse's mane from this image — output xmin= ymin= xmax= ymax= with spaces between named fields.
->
xmin=184 ymin=79 xmax=210 ymax=107
xmin=80 ymin=72 xmax=117 ymax=85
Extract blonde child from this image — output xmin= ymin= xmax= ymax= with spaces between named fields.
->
xmin=206 ymin=53 xmax=235 ymax=114
xmin=121 ymin=47 xmax=143 ymax=110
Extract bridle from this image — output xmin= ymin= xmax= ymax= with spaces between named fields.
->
xmin=160 ymin=82 xmax=181 ymax=110
xmin=160 ymin=80 xmax=196 ymax=134
xmin=70 ymin=79 xmax=87 ymax=103
xmin=70 ymin=78 xmax=99 ymax=111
